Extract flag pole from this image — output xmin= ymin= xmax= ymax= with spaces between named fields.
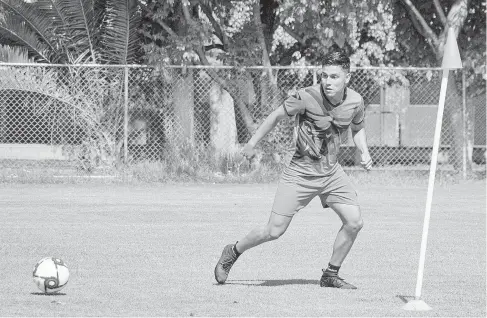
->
xmin=403 ymin=27 xmax=462 ymax=311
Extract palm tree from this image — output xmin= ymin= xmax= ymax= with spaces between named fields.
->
xmin=0 ymin=44 xmax=34 ymax=63
xmin=0 ymin=0 xmax=143 ymax=168
xmin=0 ymin=0 xmax=142 ymax=64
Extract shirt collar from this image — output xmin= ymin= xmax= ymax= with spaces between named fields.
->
xmin=320 ymin=84 xmax=347 ymax=108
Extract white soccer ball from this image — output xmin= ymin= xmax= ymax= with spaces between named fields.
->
xmin=33 ymin=257 xmax=69 ymax=294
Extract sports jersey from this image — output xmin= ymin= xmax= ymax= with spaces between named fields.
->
xmin=283 ymin=84 xmax=365 ymax=176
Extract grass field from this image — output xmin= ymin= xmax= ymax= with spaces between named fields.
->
xmin=0 ymin=177 xmax=485 ymax=317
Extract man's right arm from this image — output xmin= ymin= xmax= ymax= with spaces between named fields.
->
xmin=243 ymin=106 xmax=288 ymax=153
xmin=241 ymin=92 xmax=305 ymax=158
xmin=241 ymin=106 xmax=288 ymax=159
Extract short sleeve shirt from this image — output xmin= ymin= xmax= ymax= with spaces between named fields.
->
xmin=283 ymin=84 xmax=365 ymax=176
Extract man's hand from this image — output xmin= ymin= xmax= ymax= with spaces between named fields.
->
xmin=360 ymin=152 xmax=372 ymax=171
xmin=240 ymin=143 xmax=256 ymax=162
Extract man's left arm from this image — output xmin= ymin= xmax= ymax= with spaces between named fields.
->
xmin=350 ymin=99 xmax=372 ymax=171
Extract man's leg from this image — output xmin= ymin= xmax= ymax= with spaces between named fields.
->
xmin=215 ymin=171 xmax=316 ymax=284
xmin=214 ymin=212 xmax=293 ymax=284
xmin=235 ymin=212 xmax=293 ymax=253
xmin=321 ymin=202 xmax=363 ymax=289
xmin=327 ymin=202 xmax=363 ymax=266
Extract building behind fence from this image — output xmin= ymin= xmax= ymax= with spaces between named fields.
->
xmin=0 ymin=64 xmax=485 ymax=172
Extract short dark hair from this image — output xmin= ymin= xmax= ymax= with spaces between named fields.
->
xmin=322 ymin=50 xmax=350 ymax=72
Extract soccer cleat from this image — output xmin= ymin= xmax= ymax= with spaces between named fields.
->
xmin=214 ymin=244 xmax=240 ymax=284
xmin=320 ymin=270 xmax=357 ymax=289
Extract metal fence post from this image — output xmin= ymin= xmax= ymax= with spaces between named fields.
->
xmin=124 ymin=66 xmax=129 ymax=164
xmin=462 ymin=68 xmax=467 ymax=178
xmin=380 ymin=81 xmax=385 ymax=146
xmin=0 ymin=89 xmax=5 ymax=143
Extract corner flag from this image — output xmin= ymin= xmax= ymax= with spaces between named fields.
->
xmin=403 ymin=27 xmax=462 ymax=311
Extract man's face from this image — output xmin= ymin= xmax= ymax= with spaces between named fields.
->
xmin=321 ymin=65 xmax=350 ymax=99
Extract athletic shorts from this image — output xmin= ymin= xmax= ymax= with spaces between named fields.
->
xmin=271 ymin=164 xmax=359 ymax=217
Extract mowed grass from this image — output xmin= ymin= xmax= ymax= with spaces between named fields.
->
xmin=0 ymin=179 xmax=485 ymax=317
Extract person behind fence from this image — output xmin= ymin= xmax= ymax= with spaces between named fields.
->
xmin=214 ymin=50 xmax=373 ymax=289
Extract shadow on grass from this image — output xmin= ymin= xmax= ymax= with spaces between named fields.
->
xmin=396 ymin=295 xmax=414 ymax=304
xmin=31 ymin=292 xmax=66 ymax=296
xmin=224 ymin=279 xmax=318 ymax=286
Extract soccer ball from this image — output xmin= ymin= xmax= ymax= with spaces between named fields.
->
xmin=32 ymin=257 xmax=69 ymax=294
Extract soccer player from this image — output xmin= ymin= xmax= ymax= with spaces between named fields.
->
xmin=214 ymin=50 xmax=372 ymax=289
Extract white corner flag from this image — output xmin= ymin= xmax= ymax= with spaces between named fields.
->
xmin=402 ymin=27 xmax=463 ymax=311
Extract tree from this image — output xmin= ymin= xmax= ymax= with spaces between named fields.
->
xmin=0 ymin=0 xmax=145 ymax=168
xmin=142 ymin=0 xmax=271 ymax=156
xmin=142 ymin=0 xmax=398 ymax=135
xmin=272 ymin=0 xmax=397 ymax=66
xmin=394 ymin=0 xmax=485 ymax=171
xmin=0 ymin=44 xmax=34 ymax=63
xmin=275 ymin=0 xmax=484 ymax=170
xmin=0 ymin=0 xmax=142 ymax=64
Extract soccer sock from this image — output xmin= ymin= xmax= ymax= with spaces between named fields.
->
xmin=325 ymin=263 xmax=340 ymax=275
xmin=232 ymin=242 xmax=242 ymax=257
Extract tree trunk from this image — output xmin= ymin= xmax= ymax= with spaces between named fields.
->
xmin=194 ymin=48 xmax=257 ymax=136
xmin=259 ymin=74 xmax=283 ymax=116
xmin=209 ymin=81 xmax=238 ymax=157
xmin=173 ymin=69 xmax=194 ymax=145
xmin=399 ymin=0 xmax=470 ymax=172
xmin=465 ymin=95 xmax=475 ymax=171
xmin=253 ymin=0 xmax=282 ymax=112
xmin=445 ymin=71 xmax=466 ymax=171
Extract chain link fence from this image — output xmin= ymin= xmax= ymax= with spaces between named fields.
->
xmin=0 ymin=64 xmax=485 ymax=172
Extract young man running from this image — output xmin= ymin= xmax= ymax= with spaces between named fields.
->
xmin=214 ymin=50 xmax=372 ymax=289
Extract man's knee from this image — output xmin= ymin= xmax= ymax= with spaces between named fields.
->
xmin=264 ymin=212 xmax=292 ymax=241
xmin=266 ymin=225 xmax=286 ymax=240
xmin=344 ymin=218 xmax=364 ymax=233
